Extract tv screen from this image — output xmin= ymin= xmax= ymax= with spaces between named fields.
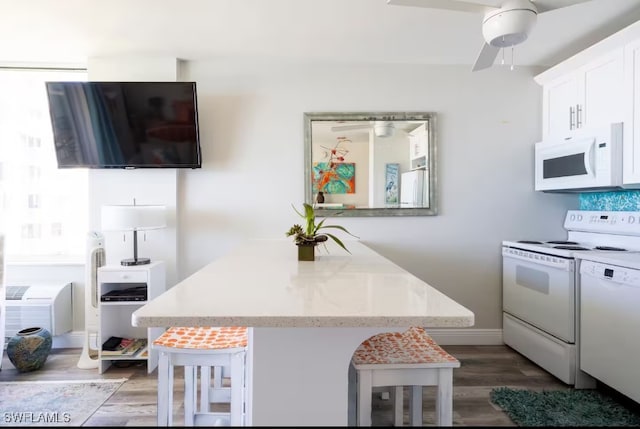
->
xmin=45 ymin=81 xmax=201 ymax=168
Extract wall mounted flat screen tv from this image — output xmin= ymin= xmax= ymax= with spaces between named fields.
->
xmin=46 ymin=81 xmax=201 ymax=168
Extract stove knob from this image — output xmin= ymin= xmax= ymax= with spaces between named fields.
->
xmin=630 ymin=217 xmax=636 ymax=225
xmin=577 ymin=214 xmax=583 ymax=221
xmin=570 ymin=214 xmax=576 ymax=221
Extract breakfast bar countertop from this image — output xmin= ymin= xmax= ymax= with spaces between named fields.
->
xmin=132 ymin=239 xmax=474 ymax=329
xmin=132 ymin=238 xmax=474 ymax=426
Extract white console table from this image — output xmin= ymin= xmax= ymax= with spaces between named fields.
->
xmin=132 ymin=239 xmax=474 ymax=426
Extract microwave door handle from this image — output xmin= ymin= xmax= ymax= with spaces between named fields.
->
xmin=583 ymin=141 xmax=596 ymax=177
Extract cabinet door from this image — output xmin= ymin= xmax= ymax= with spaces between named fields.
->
xmin=624 ymin=41 xmax=640 ymax=184
xmin=408 ymin=123 xmax=428 ymax=169
xmin=409 ymin=124 xmax=427 ymax=158
xmin=580 ymin=48 xmax=624 ymax=133
xmin=543 ymin=74 xmax=579 ymax=140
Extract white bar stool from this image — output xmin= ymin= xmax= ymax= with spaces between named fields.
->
xmin=153 ymin=326 xmax=248 ymax=426
xmin=351 ymin=327 xmax=460 ymax=426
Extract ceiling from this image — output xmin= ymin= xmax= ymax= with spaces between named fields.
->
xmin=2 ymin=0 xmax=640 ymax=69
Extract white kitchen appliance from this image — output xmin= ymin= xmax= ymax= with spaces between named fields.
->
xmin=578 ymin=252 xmax=640 ymax=404
xmin=502 ymin=209 xmax=640 ymax=388
xmin=534 ymin=122 xmax=623 ymax=192
xmin=400 ymin=169 xmax=427 ymax=207
xmin=4 ymin=282 xmax=72 ymax=338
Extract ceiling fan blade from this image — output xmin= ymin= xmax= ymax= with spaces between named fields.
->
xmin=386 ymin=0 xmax=496 ymax=14
xmin=533 ymin=0 xmax=592 ymax=14
xmin=331 ymin=124 xmax=371 ymax=132
xmin=472 ymin=42 xmax=500 ymax=72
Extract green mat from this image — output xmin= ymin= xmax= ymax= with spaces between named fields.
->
xmin=490 ymin=387 xmax=640 ymax=427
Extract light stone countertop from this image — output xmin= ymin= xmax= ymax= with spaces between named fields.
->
xmin=132 ymin=239 xmax=474 ymax=329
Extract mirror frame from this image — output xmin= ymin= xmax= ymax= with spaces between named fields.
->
xmin=304 ymin=111 xmax=438 ymax=217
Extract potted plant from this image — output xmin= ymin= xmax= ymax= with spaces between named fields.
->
xmin=286 ymin=203 xmax=357 ymax=261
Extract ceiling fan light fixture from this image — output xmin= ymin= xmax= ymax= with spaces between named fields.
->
xmin=374 ymin=121 xmax=395 ymax=138
xmin=483 ymin=7 xmax=537 ymax=48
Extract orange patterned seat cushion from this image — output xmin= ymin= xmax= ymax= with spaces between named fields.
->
xmin=352 ymin=327 xmax=459 ymax=366
xmin=153 ymin=326 xmax=248 ymax=350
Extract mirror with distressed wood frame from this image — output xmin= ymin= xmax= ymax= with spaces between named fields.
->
xmin=304 ymin=112 xmax=437 ymax=217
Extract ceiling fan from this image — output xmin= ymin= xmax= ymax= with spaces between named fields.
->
xmin=386 ymin=0 xmax=593 ymax=71
xmin=331 ymin=121 xmax=398 ymax=138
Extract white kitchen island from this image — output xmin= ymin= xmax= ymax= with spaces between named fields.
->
xmin=132 ymin=239 xmax=474 ymax=426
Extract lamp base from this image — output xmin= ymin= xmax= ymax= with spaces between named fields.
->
xmin=120 ymin=257 xmax=151 ymax=266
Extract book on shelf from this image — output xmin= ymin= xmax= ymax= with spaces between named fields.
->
xmin=101 ymin=337 xmax=147 ymax=356
xmin=138 ymin=347 xmax=149 ymax=359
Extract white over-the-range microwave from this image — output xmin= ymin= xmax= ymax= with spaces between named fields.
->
xmin=534 ymin=122 xmax=632 ymax=192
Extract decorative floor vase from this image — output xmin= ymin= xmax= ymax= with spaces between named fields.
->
xmin=298 ymin=244 xmax=315 ymax=261
xmin=7 ymin=327 xmax=53 ymax=372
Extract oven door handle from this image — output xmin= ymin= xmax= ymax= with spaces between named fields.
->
xmin=503 ymin=248 xmax=574 ymax=271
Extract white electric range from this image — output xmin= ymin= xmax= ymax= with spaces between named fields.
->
xmin=502 ymin=210 xmax=640 ymax=388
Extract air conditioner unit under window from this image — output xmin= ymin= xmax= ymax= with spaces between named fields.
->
xmin=4 ymin=282 xmax=73 ymax=339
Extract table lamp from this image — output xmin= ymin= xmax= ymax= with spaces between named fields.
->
xmin=101 ymin=202 xmax=167 ymax=266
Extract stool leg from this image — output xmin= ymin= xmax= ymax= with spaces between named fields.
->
xmin=157 ymin=352 xmax=171 ymax=426
xmin=213 ymin=365 xmax=223 ymax=391
xmin=348 ymin=362 xmax=357 ymax=426
xmin=357 ymin=369 xmax=373 ymax=426
xmin=409 ymin=385 xmax=422 ymax=426
xmin=184 ymin=365 xmax=197 ymax=426
xmin=436 ymin=368 xmax=454 ymax=426
xmin=210 ymin=365 xmax=231 ymax=403
xmin=200 ymin=366 xmax=211 ymax=413
xmin=229 ymin=352 xmax=245 ymax=426
xmin=391 ymin=386 xmax=403 ymax=426
xmin=168 ymin=362 xmax=174 ymax=425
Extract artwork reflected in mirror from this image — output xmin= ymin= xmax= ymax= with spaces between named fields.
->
xmin=304 ymin=112 xmax=437 ymax=217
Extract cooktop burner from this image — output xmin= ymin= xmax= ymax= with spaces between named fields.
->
xmin=547 ymin=240 xmax=579 ymax=245
xmin=594 ymin=246 xmax=627 ymax=251
xmin=553 ymin=245 xmax=591 ymax=250
xmin=517 ymin=240 xmax=544 ymax=244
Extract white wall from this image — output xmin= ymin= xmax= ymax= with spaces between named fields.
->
xmin=178 ymin=60 xmax=577 ymax=330
xmin=7 ymin=60 xmax=577 ymax=340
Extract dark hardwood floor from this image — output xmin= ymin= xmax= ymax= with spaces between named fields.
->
xmin=0 ymin=345 xmax=575 ymax=426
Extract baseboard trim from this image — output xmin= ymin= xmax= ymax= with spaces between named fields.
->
xmin=427 ymin=328 xmax=504 ymax=346
xmin=52 ymin=330 xmax=85 ymax=349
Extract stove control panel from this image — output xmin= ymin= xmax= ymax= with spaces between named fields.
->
xmin=565 ymin=210 xmax=640 ymax=235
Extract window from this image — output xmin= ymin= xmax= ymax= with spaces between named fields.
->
xmin=26 ymin=165 xmax=41 ymax=181
xmin=51 ymin=222 xmax=62 ymax=237
xmin=27 ymin=194 xmax=40 ymax=209
xmin=0 ymin=67 xmax=88 ymax=261
xmin=21 ymin=223 xmax=42 ymax=239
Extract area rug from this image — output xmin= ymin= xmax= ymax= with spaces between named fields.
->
xmin=0 ymin=378 xmax=126 ymax=426
xmin=490 ymin=387 xmax=640 ymax=427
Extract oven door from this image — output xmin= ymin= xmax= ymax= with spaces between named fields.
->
xmin=502 ymin=247 xmax=575 ymax=342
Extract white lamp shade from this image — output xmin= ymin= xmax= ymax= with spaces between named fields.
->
xmin=101 ymin=205 xmax=167 ymax=231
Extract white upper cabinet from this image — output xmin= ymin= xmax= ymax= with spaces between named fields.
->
xmin=544 ymin=74 xmax=579 ymax=140
xmin=408 ymin=122 xmax=428 ymax=170
xmin=542 ymin=49 xmax=624 ymax=142
xmin=535 ymin=20 xmax=640 ymax=188
xmin=623 ymin=40 xmax=640 ymax=184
